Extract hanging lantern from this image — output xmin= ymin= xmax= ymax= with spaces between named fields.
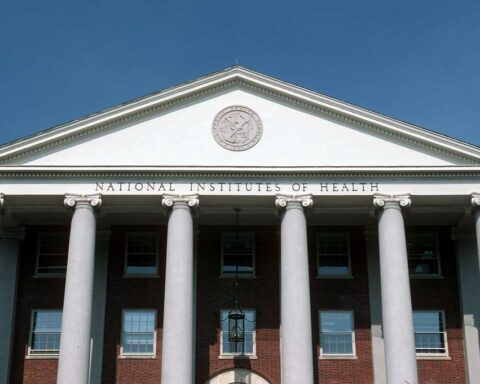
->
xmin=228 ymin=301 xmax=245 ymax=342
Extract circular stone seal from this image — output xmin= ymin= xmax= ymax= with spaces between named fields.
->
xmin=212 ymin=106 xmax=263 ymax=151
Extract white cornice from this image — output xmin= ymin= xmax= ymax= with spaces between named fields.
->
xmin=0 ymin=67 xmax=479 ymax=164
xmin=1 ymin=165 xmax=480 ymax=179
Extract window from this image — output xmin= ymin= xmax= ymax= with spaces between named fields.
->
xmin=121 ymin=310 xmax=156 ymax=356
xmin=221 ymin=233 xmax=255 ymax=276
xmin=319 ymin=311 xmax=355 ymax=356
xmin=36 ymin=233 xmax=69 ymax=275
xmin=220 ymin=309 xmax=256 ymax=356
xmin=29 ymin=310 xmax=62 ymax=355
xmin=317 ymin=234 xmax=351 ymax=276
xmin=407 ymin=234 xmax=440 ymax=275
xmin=413 ymin=311 xmax=447 ymax=356
xmin=125 ymin=233 xmax=158 ymax=275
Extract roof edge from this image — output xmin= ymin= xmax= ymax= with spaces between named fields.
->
xmin=1 ymin=66 xmax=479 ymax=163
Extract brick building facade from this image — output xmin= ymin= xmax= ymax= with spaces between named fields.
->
xmin=1 ymin=67 xmax=479 ymax=384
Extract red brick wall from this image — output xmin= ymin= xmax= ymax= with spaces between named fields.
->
xmin=101 ymin=226 xmax=167 ymax=383
xmin=309 ymin=226 xmax=374 ymax=384
xmin=409 ymin=227 xmax=466 ymax=384
xmin=10 ymin=225 xmax=467 ymax=384
xmin=10 ymin=227 xmax=67 ymax=384
xmin=196 ymin=225 xmax=281 ymax=384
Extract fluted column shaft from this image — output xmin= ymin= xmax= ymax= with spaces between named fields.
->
xmin=57 ymin=194 xmax=101 ymax=384
xmin=277 ymin=195 xmax=314 ymax=384
xmin=161 ymin=195 xmax=198 ymax=384
xmin=374 ymin=194 xmax=418 ymax=384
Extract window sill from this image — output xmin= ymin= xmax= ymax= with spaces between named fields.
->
xmin=220 ymin=274 xmax=257 ymax=279
xmin=416 ymin=355 xmax=450 ymax=360
xmin=316 ymin=275 xmax=353 ymax=279
xmin=410 ymin=274 xmax=443 ymax=279
xmin=33 ymin=274 xmax=66 ymax=278
xmin=219 ymin=354 xmax=257 ymax=360
xmin=118 ymin=354 xmax=157 ymax=359
xmin=122 ymin=274 xmax=160 ymax=279
xmin=319 ymin=355 xmax=357 ymax=360
xmin=26 ymin=354 xmax=59 ymax=359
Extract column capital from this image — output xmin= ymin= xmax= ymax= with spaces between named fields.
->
xmin=275 ymin=194 xmax=313 ymax=209
xmin=162 ymin=194 xmax=199 ymax=209
xmin=64 ymin=194 xmax=102 ymax=208
xmin=471 ymin=193 xmax=480 ymax=210
xmin=373 ymin=194 xmax=411 ymax=209
xmin=0 ymin=193 xmax=4 ymax=208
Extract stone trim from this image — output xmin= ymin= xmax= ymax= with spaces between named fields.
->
xmin=471 ymin=193 xmax=480 ymax=209
xmin=161 ymin=194 xmax=199 ymax=208
xmin=373 ymin=194 xmax=411 ymax=209
xmin=64 ymin=194 xmax=102 ymax=208
xmin=275 ymin=194 xmax=313 ymax=208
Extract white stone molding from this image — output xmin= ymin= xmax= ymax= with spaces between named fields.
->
xmin=64 ymin=194 xmax=102 ymax=208
xmin=373 ymin=193 xmax=411 ymax=208
xmin=275 ymin=194 xmax=313 ymax=209
xmin=161 ymin=194 xmax=199 ymax=208
xmin=471 ymin=193 xmax=480 ymax=209
xmin=205 ymin=369 xmax=271 ymax=384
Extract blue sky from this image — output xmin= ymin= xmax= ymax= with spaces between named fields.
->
xmin=1 ymin=0 xmax=479 ymax=146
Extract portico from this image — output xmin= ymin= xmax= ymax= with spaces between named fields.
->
xmin=0 ymin=67 xmax=480 ymax=384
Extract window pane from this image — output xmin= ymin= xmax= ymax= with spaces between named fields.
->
xmin=320 ymin=312 xmax=352 ymax=332
xmin=126 ymin=234 xmax=158 ymax=275
xmin=220 ymin=309 xmax=255 ymax=355
xmin=413 ymin=311 xmax=446 ymax=354
xmin=31 ymin=310 xmax=62 ymax=353
xmin=122 ymin=310 xmax=156 ymax=355
xmin=407 ymin=234 xmax=439 ymax=275
xmin=317 ymin=234 xmax=350 ymax=276
xmin=321 ymin=333 xmax=353 ymax=354
xmin=37 ymin=233 xmax=69 ymax=274
xmin=320 ymin=311 xmax=354 ymax=355
xmin=222 ymin=233 xmax=254 ymax=274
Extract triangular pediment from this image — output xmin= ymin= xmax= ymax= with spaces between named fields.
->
xmin=1 ymin=66 xmax=479 ymax=169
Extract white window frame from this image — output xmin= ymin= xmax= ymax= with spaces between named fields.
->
xmin=316 ymin=233 xmax=352 ymax=278
xmin=27 ymin=309 xmax=62 ymax=357
xmin=120 ymin=309 xmax=157 ymax=358
xmin=219 ymin=309 xmax=256 ymax=357
xmin=407 ymin=233 xmax=442 ymax=278
xmin=413 ymin=310 xmax=449 ymax=358
xmin=124 ymin=232 xmax=159 ymax=277
xmin=319 ymin=310 xmax=356 ymax=359
xmin=35 ymin=232 xmax=69 ymax=277
xmin=220 ymin=232 xmax=256 ymax=278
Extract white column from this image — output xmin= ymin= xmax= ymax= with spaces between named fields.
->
xmin=57 ymin=194 xmax=101 ymax=384
xmin=0 ymin=216 xmax=24 ymax=384
xmin=373 ymin=194 xmax=418 ymax=384
xmin=161 ymin=194 xmax=199 ymax=384
xmin=365 ymin=229 xmax=386 ymax=384
xmin=472 ymin=194 xmax=480 ymax=269
xmin=276 ymin=195 xmax=314 ymax=384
